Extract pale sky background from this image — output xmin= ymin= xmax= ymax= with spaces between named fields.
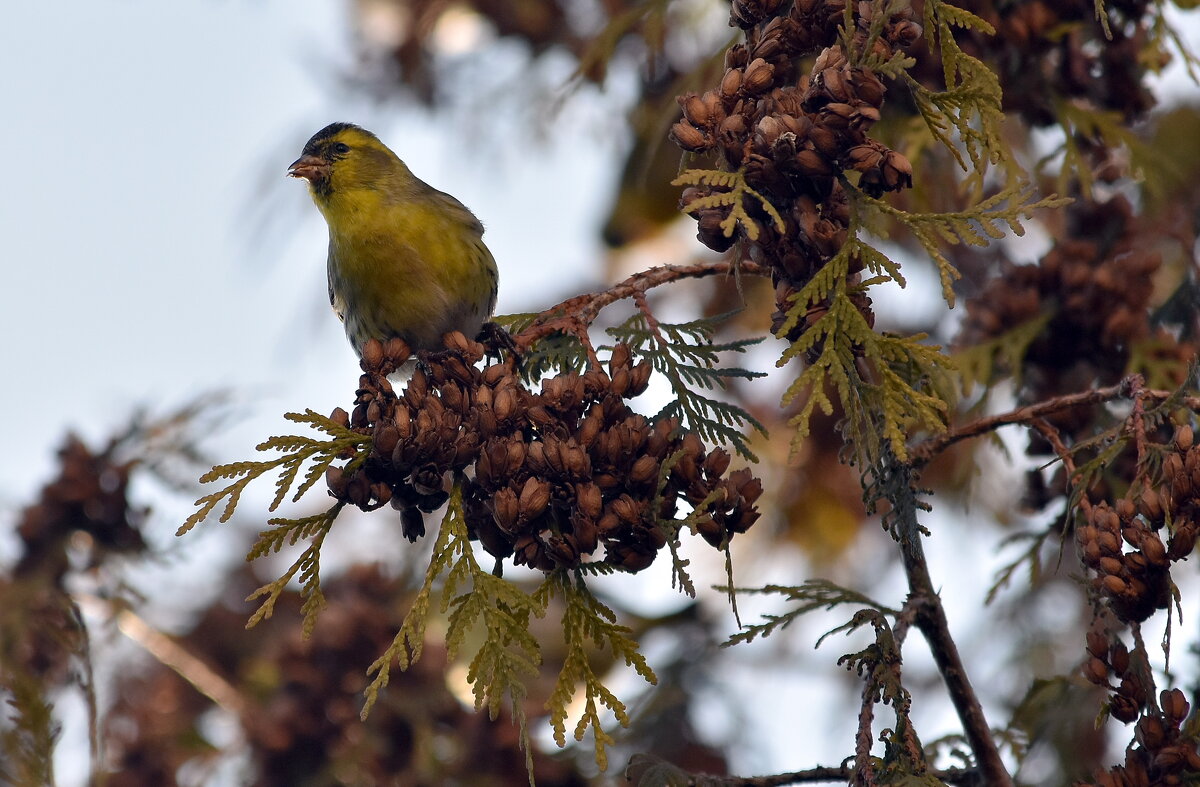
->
xmin=3 ymin=1 xmax=1200 ymax=784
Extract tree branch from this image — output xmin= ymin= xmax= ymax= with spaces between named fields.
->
xmin=513 ymin=260 xmax=769 ymax=349
xmin=910 ymin=376 xmax=1200 ymax=467
xmin=652 ymin=764 xmax=982 ymax=786
xmin=883 ymin=458 xmax=1013 ymax=786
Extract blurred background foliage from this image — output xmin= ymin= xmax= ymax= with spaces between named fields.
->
xmin=4 ymin=0 xmax=1200 ymax=784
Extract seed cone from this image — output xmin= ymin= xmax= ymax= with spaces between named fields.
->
xmin=324 ymin=334 xmax=763 ymax=572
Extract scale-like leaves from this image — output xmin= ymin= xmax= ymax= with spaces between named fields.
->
xmin=177 ymin=409 xmax=369 ymax=536
xmin=537 ymin=571 xmax=657 ymax=770
xmin=672 ymin=169 xmax=786 ymax=242
xmin=608 ymin=312 xmax=766 ymax=459
xmin=904 ymin=0 xmax=1004 ymax=174
xmin=245 ymin=505 xmax=340 ymax=636
xmin=724 ymin=579 xmax=894 ymax=647
xmin=493 ymin=313 xmax=591 ymax=380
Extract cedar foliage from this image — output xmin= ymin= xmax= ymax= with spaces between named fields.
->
xmin=6 ymin=0 xmax=1200 ymax=784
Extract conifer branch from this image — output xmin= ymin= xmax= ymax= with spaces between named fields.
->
xmin=513 ymin=261 xmax=770 ymax=352
xmin=911 ymin=376 xmax=1200 ymax=466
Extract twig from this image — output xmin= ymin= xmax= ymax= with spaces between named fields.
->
xmin=910 ymin=376 xmax=1200 ymax=467
xmin=666 ymin=764 xmax=981 ymax=785
xmin=513 ymin=260 xmax=769 ymax=350
xmin=1127 ymin=374 xmax=1148 ymax=477
xmin=853 ymin=682 xmax=877 ymax=787
xmin=77 ymin=595 xmax=248 ymax=716
xmin=1030 ymin=418 xmax=1093 ymax=518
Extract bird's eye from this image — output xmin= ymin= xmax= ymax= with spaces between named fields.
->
xmin=332 ymin=142 xmax=351 ymax=155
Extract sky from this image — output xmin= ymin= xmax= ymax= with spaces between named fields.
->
xmin=0 ymin=1 xmax=618 ymax=507
xmin=3 ymin=1 xmax=1200 ymax=783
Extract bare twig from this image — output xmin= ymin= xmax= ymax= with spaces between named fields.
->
xmin=513 ymin=260 xmax=769 ymax=350
xmin=1127 ymin=374 xmax=1148 ymax=477
xmin=853 ymin=684 xmax=877 ymax=787
xmin=1030 ymin=417 xmax=1093 ymax=518
xmin=911 ymin=376 xmax=1200 ymax=467
xmin=658 ymin=764 xmax=981 ymax=786
xmin=77 ymin=595 xmax=248 ymax=716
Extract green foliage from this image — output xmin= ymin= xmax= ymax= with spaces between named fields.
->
xmin=493 ymin=313 xmax=591 ymax=380
xmin=725 ymin=582 xmax=939 ymax=782
xmin=361 ymin=489 xmax=546 ymax=775
xmin=608 ymin=312 xmax=767 ymax=460
xmin=953 ymin=312 xmax=1053 ymax=396
xmin=177 ymin=409 xmax=370 ymax=536
xmin=672 ymin=169 xmax=786 ymax=242
xmin=535 ymin=571 xmax=658 ymax=771
xmin=653 ymin=449 xmax=707 ymax=598
xmin=903 ymin=0 xmax=1003 ymax=174
xmin=246 ymin=503 xmax=342 ymax=636
xmin=352 ymin=490 xmax=656 ymax=776
xmin=778 ymin=181 xmax=1068 ymax=462
xmin=1047 ymin=100 xmax=1179 ymax=201
xmin=723 ymin=580 xmax=894 ymax=648
xmin=777 ymin=254 xmax=951 ymax=462
xmin=859 ymin=183 xmax=1070 ymax=306
xmin=0 ymin=675 xmax=60 ymax=787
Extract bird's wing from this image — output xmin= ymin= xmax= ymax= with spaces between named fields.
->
xmin=327 ymin=239 xmax=347 ymax=324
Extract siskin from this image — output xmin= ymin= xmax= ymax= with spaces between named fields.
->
xmin=288 ymin=122 xmax=498 ymax=357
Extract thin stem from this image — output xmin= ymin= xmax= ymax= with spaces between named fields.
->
xmin=911 ymin=375 xmax=1200 ymax=467
xmin=513 ymin=260 xmax=769 ymax=349
xmin=666 ymin=765 xmax=982 ymax=786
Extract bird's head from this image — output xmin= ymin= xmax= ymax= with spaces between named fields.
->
xmin=287 ymin=123 xmax=404 ymax=200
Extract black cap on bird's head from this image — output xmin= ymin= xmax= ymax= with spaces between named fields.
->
xmin=299 ymin=122 xmax=376 ymax=157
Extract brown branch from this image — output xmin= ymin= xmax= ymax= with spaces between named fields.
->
xmin=511 ymin=260 xmax=769 ymax=351
xmin=666 ymin=765 xmax=981 ymax=786
xmin=884 ymin=460 xmax=1013 ymax=786
xmin=1128 ymin=373 xmax=1148 ymax=477
xmin=853 ymin=682 xmax=877 ymax=787
xmin=905 ymin=575 xmax=1011 ymax=785
xmin=910 ymin=376 xmax=1200 ymax=467
xmin=1030 ymin=418 xmax=1093 ymax=517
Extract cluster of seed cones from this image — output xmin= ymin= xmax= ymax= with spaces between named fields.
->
xmin=1074 ymin=423 xmax=1200 ymax=782
xmin=960 ymin=196 xmax=1197 ymax=504
xmin=324 ymin=334 xmax=763 ymax=572
xmin=1081 ymin=628 xmax=1200 ymax=784
xmin=1075 ymin=424 xmax=1200 ymax=626
xmin=962 ymin=198 xmax=1165 ymax=396
xmin=934 ymin=0 xmax=1157 ymax=128
xmin=670 ymin=0 xmax=921 ymax=342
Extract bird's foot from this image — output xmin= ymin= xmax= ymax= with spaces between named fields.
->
xmin=476 ymin=321 xmax=524 ymax=373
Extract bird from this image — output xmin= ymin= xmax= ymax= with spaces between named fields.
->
xmin=287 ymin=122 xmax=498 ymax=358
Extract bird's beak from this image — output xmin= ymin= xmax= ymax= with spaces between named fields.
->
xmin=287 ymin=155 xmax=329 ymax=182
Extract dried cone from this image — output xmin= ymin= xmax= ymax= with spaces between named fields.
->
xmin=323 ymin=335 xmax=763 ymax=574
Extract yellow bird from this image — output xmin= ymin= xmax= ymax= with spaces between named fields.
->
xmin=288 ymin=123 xmax=498 ymax=357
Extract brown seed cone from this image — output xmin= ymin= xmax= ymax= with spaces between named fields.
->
xmin=1161 ymin=688 xmax=1189 ymax=722
xmin=720 ymin=68 xmax=744 ymax=99
xmin=743 ymin=58 xmax=776 ymax=94
xmin=670 ymin=120 xmax=711 ymax=152
xmin=1083 ymin=656 xmax=1111 ymax=685
xmin=400 ymin=505 xmax=425 ymax=541
xmin=1109 ymin=692 xmax=1140 ymax=723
